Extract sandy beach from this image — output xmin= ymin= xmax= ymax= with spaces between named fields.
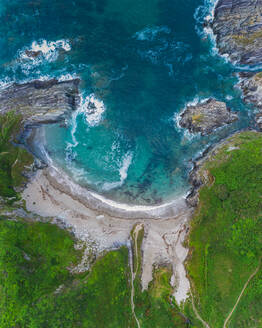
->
xmin=22 ymin=166 xmax=193 ymax=304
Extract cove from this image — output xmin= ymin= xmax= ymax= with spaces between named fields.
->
xmin=0 ymin=0 xmax=255 ymax=205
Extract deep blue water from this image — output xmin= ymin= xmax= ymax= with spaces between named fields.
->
xmin=0 ymin=0 xmax=255 ymax=204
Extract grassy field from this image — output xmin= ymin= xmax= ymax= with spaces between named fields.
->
xmin=186 ymin=131 xmax=262 ymax=327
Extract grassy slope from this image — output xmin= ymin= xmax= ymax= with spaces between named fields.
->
xmin=0 ymin=112 xmax=33 ymax=200
xmin=0 ymin=218 xmax=132 ymax=328
xmin=187 ymin=131 xmax=262 ymax=327
xmin=0 ymin=217 xmax=189 ymax=328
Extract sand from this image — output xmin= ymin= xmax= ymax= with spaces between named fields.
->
xmin=22 ymin=167 xmax=194 ymax=305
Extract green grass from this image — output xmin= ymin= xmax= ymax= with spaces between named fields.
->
xmin=187 ymin=131 xmax=262 ymax=327
xmin=0 ymin=218 xmax=80 ymax=327
xmin=0 ymin=217 xmax=133 ymax=328
xmin=0 ymin=217 xmax=188 ymax=328
xmin=0 ymin=112 xmax=33 ymax=200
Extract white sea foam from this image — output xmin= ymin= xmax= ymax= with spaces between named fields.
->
xmin=134 ymin=26 xmax=171 ymax=41
xmin=102 ymin=152 xmax=133 ymax=191
xmin=194 ymin=0 xmax=219 ymax=36
xmin=20 ymin=39 xmax=71 ymax=62
xmin=58 ymin=73 xmax=79 ymax=82
xmin=16 ymin=39 xmax=71 ymax=75
xmin=194 ymin=0 xmax=231 ymax=62
xmin=65 ymin=98 xmax=81 ymax=156
xmin=0 ymin=78 xmax=12 ymax=90
xmin=69 ymin=165 xmax=87 ymax=183
xmin=80 ymin=94 xmax=106 ymax=127
xmin=173 ymin=97 xmax=209 ymax=139
xmin=174 ymin=111 xmax=199 ymax=142
xmin=65 ymin=92 xmax=106 ymax=161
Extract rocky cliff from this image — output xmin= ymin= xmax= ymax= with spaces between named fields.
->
xmin=213 ymin=0 xmax=262 ymax=66
xmin=212 ymin=0 xmax=262 ymax=129
xmin=0 ymin=79 xmax=80 ymax=126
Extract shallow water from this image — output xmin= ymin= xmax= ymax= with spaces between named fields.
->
xmin=0 ymin=0 xmax=255 ymax=205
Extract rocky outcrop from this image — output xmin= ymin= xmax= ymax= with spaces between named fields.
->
xmin=179 ymin=98 xmax=238 ymax=136
xmin=238 ymin=71 xmax=262 ymax=128
xmin=212 ymin=0 xmax=262 ymax=66
xmin=0 ymin=79 xmax=80 ymax=126
xmin=212 ymin=0 xmax=262 ymax=129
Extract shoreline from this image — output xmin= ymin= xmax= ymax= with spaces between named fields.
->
xmin=26 ymin=125 xmax=191 ymax=220
xmin=22 ymin=166 xmax=193 ymax=304
xmin=26 ymin=165 xmax=191 ymax=220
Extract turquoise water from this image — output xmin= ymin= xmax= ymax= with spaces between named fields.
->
xmin=0 ymin=0 xmax=255 ymax=205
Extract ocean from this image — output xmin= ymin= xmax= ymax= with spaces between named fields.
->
xmin=0 ymin=0 xmax=255 ymax=205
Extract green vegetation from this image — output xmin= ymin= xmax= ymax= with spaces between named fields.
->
xmin=0 ymin=217 xmax=188 ymax=328
xmin=0 ymin=217 xmax=132 ymax=328
xmin=4 ymin=111 xmax=262 ymax=327
xmin=130 ymin=224 xmax=187 ymax=328
xmin=134 ymin=266 xmax=187 ymax=328
xmin=187 ymin=131 xmax=262 ymax=327
xmin=0 ymin=112 xmax=33 ymax=200
xmin=0 ymin=112 xmax=187 ymax=328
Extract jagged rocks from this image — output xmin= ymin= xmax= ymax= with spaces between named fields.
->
xmin=179 ymin=98 xmax=238 ymax=136
xmin=238 ymin=71 xmax=262 ymax=129
xmin=212 ymin=0 xmax=262 ymax=129
xmin=0 ymin=79 xmax=80 ymax=126
xmin=212 ymin=0 xmax=262 ymax=66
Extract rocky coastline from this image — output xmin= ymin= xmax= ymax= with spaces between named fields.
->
xmin=0 ymin=78 xmax=80 ymax=126
xmin=212 ymin=0 xmax=262 ymax=130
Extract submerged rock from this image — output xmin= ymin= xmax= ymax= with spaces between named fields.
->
xmin=213 ymin=0 xmax=262 ymax=66
xmin=0 ymin=79 xmax=80 ymax=126
xmin=179 ymin=98 xmax=238 ymax=136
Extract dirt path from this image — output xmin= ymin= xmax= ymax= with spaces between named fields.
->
xmin=223 ymin=258 xmax=261 ymax=328
xmin=190 ymin=291 xmax=210 ymax=328
xmin=130 ymin=224 xmax=143 ymax=328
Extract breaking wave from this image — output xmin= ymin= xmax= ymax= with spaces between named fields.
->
xmin=19 ymin=39 xmax=71 ymax=63
xmin=102 ymin=152 xmax=133 ymax=191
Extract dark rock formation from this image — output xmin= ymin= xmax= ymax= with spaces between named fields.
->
xmin=0 ymin=79 xmax=80 ymax=126
xmin=25 ymin=50 xmax=42 ymax=58
xmin=179 ymin=98 xmax=238 ymax=136
xmin=213 ymin=0 xmax=262 ymax=66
